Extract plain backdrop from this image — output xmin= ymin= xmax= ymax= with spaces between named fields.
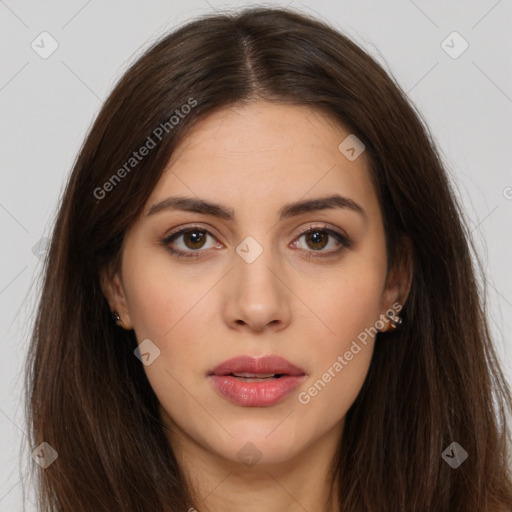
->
xmin=1 ymin=0 xmax=511 ymax=509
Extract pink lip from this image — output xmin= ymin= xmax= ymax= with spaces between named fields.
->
xmin=208 ymin=355 xmax=306 ymax=407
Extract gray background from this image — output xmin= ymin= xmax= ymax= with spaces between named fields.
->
xmin=1 ymin=0 xmax=511 ymax=509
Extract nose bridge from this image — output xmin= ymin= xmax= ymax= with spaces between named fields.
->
xmin=234 ymin=233 xmax=280 ymax=296
xmin=224 ymin=232 xmax=291 ymax=331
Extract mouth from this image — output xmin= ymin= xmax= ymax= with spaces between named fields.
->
xmin=207 ymin=355 xmax=307 ymax=407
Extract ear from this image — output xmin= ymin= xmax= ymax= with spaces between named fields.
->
xmin=99 ymin=266 xmax=134 ymax=330
xmin=379 ymin=234 xmax=413 ymax=332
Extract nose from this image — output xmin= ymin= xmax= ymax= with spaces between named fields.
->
xmin=222 ymin=243 xmax=292 ymax=333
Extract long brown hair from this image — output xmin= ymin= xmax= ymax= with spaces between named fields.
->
xmin=25 ymin=6 xmax=512 ymax=511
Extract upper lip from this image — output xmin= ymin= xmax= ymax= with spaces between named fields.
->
xmin=209 ymin=355 xmax=306 ymax=377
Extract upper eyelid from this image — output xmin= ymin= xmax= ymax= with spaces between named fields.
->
xmin=164 ymin=223 xmax=220 ymax=242
xmin=163 ymin=223 xmax=347 ymax=246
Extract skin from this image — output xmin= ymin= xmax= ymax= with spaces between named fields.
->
xmin=102 ymin=101 xmax=412 ymax=512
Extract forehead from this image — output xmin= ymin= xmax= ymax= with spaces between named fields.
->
xmin=146 ymin=101 xmax=379 ymax=223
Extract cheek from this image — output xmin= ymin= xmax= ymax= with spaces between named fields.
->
xmin=121 ymin=249 xmax=217 ymax=404
xmin=121 ymin=247 xmax=201 ymax=339
xmin=298 ymin=339 xmax=374 ymax=430
xmin=299 ymin=259 xmax=384 ymax=414
xmin=296 ymin=305 xmax=378 ymax=426
xmin=315 ymin=263 xmax=385 ymax=345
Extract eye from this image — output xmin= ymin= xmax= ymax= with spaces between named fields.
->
xmin=162 ymin=226 xmax=220 ymax=259
xmin=291 ymin=225 xmax=351 ymax=258
xmin=161 ymin=223 xmax=351 ymax=260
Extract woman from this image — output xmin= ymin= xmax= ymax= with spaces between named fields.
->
xmin=25 ymin=6 xmax=512 ymax=511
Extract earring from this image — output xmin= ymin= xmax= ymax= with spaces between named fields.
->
xmin=387 ymin=310 xmax=402 ymax=330
xmin=111 ymin=311 xmax=121 ymax=323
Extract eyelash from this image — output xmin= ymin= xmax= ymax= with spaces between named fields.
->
xmin=161 ymin=224 xmax=352 ymax=260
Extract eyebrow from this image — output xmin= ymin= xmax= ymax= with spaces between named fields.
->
xmin=146 ymin=194 xmax=367 ymax=221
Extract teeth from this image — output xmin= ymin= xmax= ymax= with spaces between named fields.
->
xmin=232 ymin=372 xmax=276 ymax=378
xmin=236 ymin=377 xmax=275 ymax=382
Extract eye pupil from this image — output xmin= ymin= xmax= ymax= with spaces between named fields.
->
xmin=185 ymin=230 xmax=206 ymax=249
xmin=306 ymin=231 xmax=328 ymax=250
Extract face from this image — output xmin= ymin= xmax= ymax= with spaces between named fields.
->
xmin=102 ymin=101 xmax=410 ymax=471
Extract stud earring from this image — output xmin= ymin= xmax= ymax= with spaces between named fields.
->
xmin=111 ymin=311 xmax=121 ymax=324
xmin=387 ymin=310 xmax=402 ymax=330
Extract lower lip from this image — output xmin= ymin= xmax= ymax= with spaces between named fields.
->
xmin=208 ymin=375 xmax=306 ymax=407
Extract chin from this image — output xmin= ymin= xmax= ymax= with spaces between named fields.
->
xmin=212 ymin=430 xmax=306 ymax=467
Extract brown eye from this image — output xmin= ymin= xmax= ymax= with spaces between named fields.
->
xmin=304 ymin=230 xmax=329 ymax=250
xmin=292 ymin=226 xmax=351 ymax=259
xmin=162 ymin=226 xmax=219 ymax=258
xmin=181 ymin=229 xmax=207 ymax=250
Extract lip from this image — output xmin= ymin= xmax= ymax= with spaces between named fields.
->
xmin=208 ymin=355 xmax=307 ymax=407
xmin=209 ymin=355 xmax=306 ymax=377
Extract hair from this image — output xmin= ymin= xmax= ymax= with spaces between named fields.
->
xmin=24 ymin=6 xmax=512 ymax=512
